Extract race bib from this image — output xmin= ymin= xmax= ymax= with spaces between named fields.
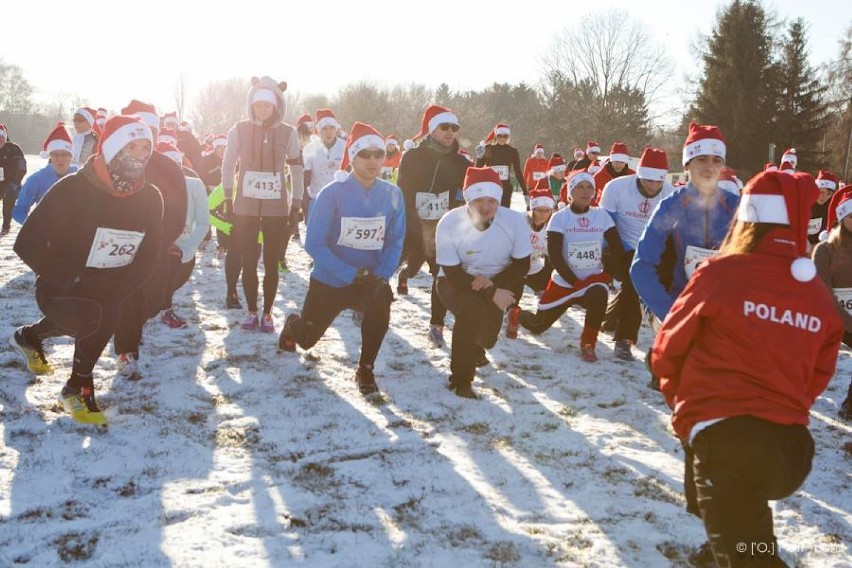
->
xmin=0 ymin=167 xmax=4 ymax=182
xmin=532 ymin=171 xmax=546 ymax=181
xmin=834 ymin=288 xmax=852 ymax=316
xmin=684 ymin=245 xmax=717 ymax=279
xmin=807 ymin=217 xmax=823 ymax=235
xmin=380 ymin=166 xmax=394 ymax=179
xmin=338 ymin=216 xmax=385 ymax=250
xmin=491 ymin=165 xmax=509 ymax=180
xmin=566 ymin=241 xmax=601 ymax=271
xmin=415 ymin=191 xmax=449 ymax=220
xmin=86 ymin=227 xmax=145 ymax=269
xmin=242 ymin=171 xmax=282 ymax=200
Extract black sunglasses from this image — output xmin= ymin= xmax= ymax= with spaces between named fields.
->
xmin=438 ymin=123 xmax=459 ymax=132
xmin=356 ymin=149 xmax=386 ymax=160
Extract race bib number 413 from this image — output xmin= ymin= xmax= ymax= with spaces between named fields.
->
xmin=415 ymin=191 xmax=449 ymax=220
xmin=242 ymin=171 xmax=282 ymax=200
xmin=86 ymin=227 xmax=145 ymax=269
xmin=338 ymin=216 xmax=386 ymax=250
xmin=566 ymin=241 xmax=601 ymax=271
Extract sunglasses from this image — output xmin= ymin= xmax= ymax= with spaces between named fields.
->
xmin=437 ymin=123 xmax=460 ymax=132
xmin=356 ymin=149 xmax=386 ymax=160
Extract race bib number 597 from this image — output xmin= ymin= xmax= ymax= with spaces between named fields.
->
xmin=338 ymin=216 xmax=386 ymax=250
xmin=86 ymin=227 xmax=145 ymax=269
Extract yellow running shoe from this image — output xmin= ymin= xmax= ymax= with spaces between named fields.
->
xmin=59 ymin=386 xmax=108 ymax=427
xmin=9 ymin=328 xmax=53 ymax=374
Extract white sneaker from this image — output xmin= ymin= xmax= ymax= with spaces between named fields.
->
xmin=117 ymin=353 xmax=141 ymax=380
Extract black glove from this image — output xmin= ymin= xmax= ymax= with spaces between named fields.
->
xmin=223 ymin=199 xmax=234 ymax=222
xmin=289 ymin=200 xmax=302 ymax=226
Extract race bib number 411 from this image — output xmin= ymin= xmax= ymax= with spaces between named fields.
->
xmin=242 ymin=171 xmax=282 ymax=200
xmin=86 ymin=227 xmax=145 ymax=269
xmin=338 ymin=216 xmax=386 ymax=250
xmin=416 ymin=191 xmax=449 ymax=220
xmin=566 ymin=241 xmax=601 ymax=271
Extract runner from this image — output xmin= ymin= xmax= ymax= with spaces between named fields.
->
xmin=808 ymin=170 xmax=839 ymax=247
xmin=302 ymin=108 xmax=345 ymax=225
xmin=568 ymin=141 xmax=601 ymax=172
xmin=517 ymin=171 xmax=624 ymax=361
xmin=652 ymin=170 xmax=843 ymax=566
xmin=278 ymin=122 xmax=406 ymax=396
xmin=396 ymin=104 xmax=469 ymax=347
xmin=9 ymin=115 xmax=163 ymax=426
xmin=0 ymin=123 xmax=27 ymax=236
xmin=545 ymin=155 xmax=568 ymax=202
xmin=566 ymin=147 xmax=585 ymax=171
xmin=12 ymin=123 xmax=77 ymax=224
xmin=778 ymin=147 xmax=797 ymax=173
xmin=381 ymin=135 xmax=402 ymax=182
xmin=593 ymin=142 xmax=634 ymax=205
xmin=71 ymin=107 xmax=99 ymax=166
xmin=176 ymin=118 xmax=203 ymax=172
xmin=523 ymin=144 xmax=549 ymax=191
xmin=475 ymin=123 xmax=528 ymax=208
xmin=436 ymin=167 xmax=532 ymax=398
xmin=599 ymin=147 xmax=674 ymax=360
xmin=221 ymin=76 xmax=304 ymax=332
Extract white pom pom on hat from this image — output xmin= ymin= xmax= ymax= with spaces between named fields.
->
xmin=790 ymin=257 xmax=817 ymax=282
xmin=334 ymin=170 xmax=349 ymax=182
xmin=403 ymin=139 xmax=415 ymax=151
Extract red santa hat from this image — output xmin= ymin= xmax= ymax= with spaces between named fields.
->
xmin=815 ymin=170 xmax=838 ymax=192
xmin=718 ymin=167 xmax=741 ymax=195
xmin=0 ymin=124 xmax=7 ymax=140
xmin=413 ymin=105 xmax=459 ymax=141
xmin=74 ymin=107 xmax=97 ymax=128
xmin=737 ymin=171 xmax=819 ymax=282
xmin=780 ymin=148 xmax=797 ymax=168
xmin=548 ymin=155 xmax=567 ymax=175
xmin=586 ymin=141 xmax=601 ymax=154
xmin=637 ymin=147 xmax=669 ymax=182
xmin=529 ymin=187 xmax=555 ymax=210
xmin=315 ymin=109 xmax=340 ymax=130
xmin=533 ymin=143 xmax=545 ymax=156
xmin=567 ymin=170 xmax=595 ymax=195
xmin=572 ymin=147 xmax=584 ymax=160
xmin=336 ymin=122 xmax=385 ymax=181
xmin=587 ymin=162 xmax=602 ymax=175
xmin=682 ymin=122 xmax=726 ymax=166
xmin=98 ymin=115 xmax=154 ymax=165
xmin=212 ymin=134 xmax=228 ymax=148
xmin=162 ymin=112 xmax=179 ymax=128
xmin=484 ymin=123 xmax=511 ymax=144
xmin=459 ymin=148 xmax=473 ymax=162
xmin=157 ymin=128 xmax=178 ymax=146
xmin=385 ymin=135 xmax=399 ymax=148
xmin=296 ymin=114 xmax=314 ymax=131
xmin=156 ymin=141 xmax=183 ymax=165
xmin=39 ymin=123 xmax=73 ymax=158
xmin=122 ymin=100 xmax=159 ymax=130
xmin=179 ymin=121 xmax=192 ymax=133
xmin=608 ymin=142 xmax=629 ymax=163
xmin=763 ymin=162 xmax=778 ymax=172
xmin=820 ymin=185 xmax=852 ymax=241
xmin=463 ymin=167 xmax=503 ymax=203
xmin=533 ymin=177 xmax=550 ymax=191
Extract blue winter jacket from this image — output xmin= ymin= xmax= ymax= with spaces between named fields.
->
xmin=630 ymin=183 xmax=739 ymax=320
xmin=305 ymin=174 xmax=406 ymax=287
xmin=13 ymin=163 xmax=77 ymax=225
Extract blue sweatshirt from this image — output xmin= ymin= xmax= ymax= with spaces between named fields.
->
xmin=305 ymin=174 xmax=406 ymax=287
xmin=630 ymin=183 xmax=739 ymax=320
xmin=13 ymin=163 xmax=78 ymax=225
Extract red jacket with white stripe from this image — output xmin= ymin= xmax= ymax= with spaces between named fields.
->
xmin=652 ymin=231 xmax=843 ymax=441
xmin=523 ymin=156 xmax=549 ymax=190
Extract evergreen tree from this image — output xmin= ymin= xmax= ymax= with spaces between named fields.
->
xmin=689 ymin=0 xmax=778 ymax=175
xmin=774 ymin=18 xmax=830 ymax=171
xmin=822 ymin=25 xmax=851 ymax=178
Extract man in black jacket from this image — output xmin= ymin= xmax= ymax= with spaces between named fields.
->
xmin=396 ymin=105 xmax=470 ymax=348
xmin=0 ymin=124 xmax=27 ymax=235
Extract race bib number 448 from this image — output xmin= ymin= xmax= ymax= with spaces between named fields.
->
xmin=566 ymin=241 xmax=601 ymax=271
xmin=338 ymin=216 xmax=386 ymax=250
xmin=86 ymin=227 xmax=145 ymax=269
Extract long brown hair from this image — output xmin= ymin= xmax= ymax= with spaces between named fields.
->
xmin=717 ymin=221 xmax=787 ymax=257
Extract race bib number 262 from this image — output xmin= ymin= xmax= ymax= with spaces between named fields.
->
xmin=86 ymin=227 xmax=145 ymax=269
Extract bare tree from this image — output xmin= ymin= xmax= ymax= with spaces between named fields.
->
xmin=173 ymin=72 xmax=188 ymax=119
xmin=189 ymin=77 xmax=249 ymax=137
xmin=0 ymin=59 xmax=34 ymax=114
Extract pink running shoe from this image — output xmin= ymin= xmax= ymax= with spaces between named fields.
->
xmin=241 ymin=313 xmax=259 ymax=331
xmin=260 ymin=314 xmax=275 ymax=333
xmin=161 ymin=309 xmax=188 ymax=329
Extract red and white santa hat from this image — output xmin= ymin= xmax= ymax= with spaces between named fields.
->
xmin=156 ymin=141 xmax=183 ymax=165
xmin=529 ymin=187 xmax=555 ymax=210
xmin=533 ymin=143 xmax=545 ymax=156
xmin=567 ymin=170 xmax=595 ymax=194
xmin=295 ymin=113 xmax=314 ymax=131
xmin=548 ymin=155 xmax=567 ymax=175
xmin=820 ymin=185 xmax=852 ymax=241
xmin=39 ymin=123 xmax=73 ymax=158
xmin=98 ymin=115 xmax=154 ymax=165
xmin=0 ymin=124 xmax=7 ymax=140
xmin=586 ymin=141 xmax=601 ymax=154
xmin=459 ymin=148 xmax=473 ymax=162
xmin=413 ymin=104 xmax=459 ymax=141
xmin=718 ymin=167 xmax=741 ymax=195
xmin=74 ymin=107 xmax=97 ymax=129
xmin=763 ymin=162 xmax=778 ymax=172
xmin=463 ymin=166 xmax=503 ymax=203
xmin=179 ymin=121 xmax=192 ymax=133
xmin=572 ymin=147 xmax=584 ymax=160
xmin=315 ymin=109 xmax=340 ymax=131
xmin=609 ymin=142 xmax=629 ymax=163
xmin=815 ymin=170 xmax=838 ymax=192
xmin=157 ymin=128 xmax=178 ymax=146
xmin=780 ymin=148 xmax=797 ymax=168
xmin=385 ymin=135 xmax=399 ymax=148
xmin=737 ymin=171 xmax=819 ymax=281
xmin=122 ymin=100 xmax=159 ymax=130
xmin=682 ymin=122 xmax=726 ymax=166
xmin=212 ymin=134 xmax=228 ymax=148
xmin=162 ymin=112 xmax=179 ymax=128
xmin=637 ymin=147 xmax=669 ymax=182
xmin=336 ymin=122 xmax=385 ymax=181
xmin=484 ymin=123 xmax=511 ymax=144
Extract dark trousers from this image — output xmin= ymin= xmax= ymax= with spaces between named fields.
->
xmin=525 ymin=261 xmax=553 ymax=295
xmin=603 ymin=250 xmax=642 ymax=343
xmin=426 ymin=258 xmax=448 ymax=326
xmin=25 ymin=281 xmax=121 ymax=379
xmin=500 ymin=181 xmax=513 ymax=208
xmin=521 ymin=285 xmax=607 ymax=335
xmin=2 ymin=184 xmax=19 ymax=231
xmin=114 ymin=252 xmax=170 ymax=356
xmin=162 ymin=256 xmax=196 ymax=310
xmin=225 ymin=237 xmax=245 ymax=296
xmin=688 ymin=416 xmax=814 ymax=567
xmin=437 ymin=278 xmax=506 ymax=384
xmin=291 ymin=277 xmax=393 ymax=368
xmin=234 ymin=215 xmax=287 ymax=313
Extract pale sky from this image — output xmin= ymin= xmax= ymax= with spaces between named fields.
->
xmin=3 ymin=0 xmax=849 ymax=123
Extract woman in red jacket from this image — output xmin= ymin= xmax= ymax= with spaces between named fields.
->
xmin=652 ymin=171 xmax=843 ymax=566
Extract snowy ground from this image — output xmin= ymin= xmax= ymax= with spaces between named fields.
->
xmin=0 ymin=158 xmax=849 ymax=567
